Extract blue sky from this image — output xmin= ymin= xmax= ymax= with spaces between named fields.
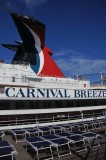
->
xmin=0 ymin=0 xmax=106 ymax=81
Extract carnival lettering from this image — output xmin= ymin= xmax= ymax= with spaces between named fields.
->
xmin=5 ymin=87 xmax=71 ymax=98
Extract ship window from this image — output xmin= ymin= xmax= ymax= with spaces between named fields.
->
xmin=0 ymin=87 xmax=4 ymax=93
xmin=0 ymin=101 xmax=10 ymax=110
xmin=15 ymin=102 xmax=25 ymax=109
xmin=21 ymin=75 xmax=25 ymax=83
xmin=29 ymin=101 xmax=39 ymax=109
xmin=54 ymin=101 xmax=63 ymax=108
xmin=42 ymin=101 xmax=52 ymax=108
xmin=64 ymin=100 xmax=71 ymax=107
xmin=3 ymin=73 xmax=6 ymax=81
xmin=15 ymin=74 xmax=18 ymax=82
xmin=12 ymin=76 xmax=15 ymax=82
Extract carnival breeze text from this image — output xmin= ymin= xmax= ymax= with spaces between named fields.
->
xmin=4 ymin=87 xmax=106 ymax=99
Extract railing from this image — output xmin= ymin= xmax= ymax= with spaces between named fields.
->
xmin=0 ymin=111 xmax=104 ymax=127
xmin=0 ymin=60 xmax=30 ymax=66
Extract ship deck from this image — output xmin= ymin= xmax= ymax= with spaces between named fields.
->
xmin=2 ymin=127 xmax=106 ymax=160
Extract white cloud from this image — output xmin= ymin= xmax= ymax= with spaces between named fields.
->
xmin=54 ymin=49 xmax=81 ymax=57
xmin=0 ymin=0 xmax=50 ymax=13
xmin=23 ymin=0 xmax=50 ymax=7
xmin=54 ymin=49 xmax=106 ymax=78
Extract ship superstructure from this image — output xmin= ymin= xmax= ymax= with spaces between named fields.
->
xmin=0 ymin=61 xmax=90 ymax=89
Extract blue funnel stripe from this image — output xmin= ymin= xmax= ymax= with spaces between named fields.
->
xmin=30 ymin=47 xmax=40 ymax=74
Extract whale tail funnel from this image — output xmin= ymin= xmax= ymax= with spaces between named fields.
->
xmin=2 ymin=13 xmax=65 ymax=78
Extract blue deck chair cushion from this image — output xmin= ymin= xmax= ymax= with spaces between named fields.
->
xmin=26 ymin=137 xmax=43 ymax=143
xmin=68 ymin=135 xmax=84 ymax=141
xmin=31 ymin=141 xmax=52 ymax=149
xmin=51 ymin=138 xmax=68 ymax=145
xmin=82 ymin=132 xmax=97 ymax=138
xmin=41 ymin=135 xmax=58 ymax=140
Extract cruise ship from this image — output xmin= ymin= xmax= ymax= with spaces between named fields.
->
xmin=0 ymin=13 xmax=106 ymax=130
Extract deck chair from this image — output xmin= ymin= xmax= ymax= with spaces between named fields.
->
xmin=70 ymin=124 xmax=79 ymax=132
xmin=25 ymin=127 xmax=41 ymax=137
xmin=91 ymin=120 xmax=102 ymax=130
xmin=57 ymin=123 xmax=71 ymax=132
xmin=41 ymin=134 xmax=59 ymax=141
xmin=70 ymin=131 xmax=86 ymax=135
xmin=49 ymin=137 xmax=71 ymax=158
xmin=49 ymin=125 xmax=65 ymax=134
xmin=38 ymin=126 xmax=51 ymax=135
xmin=0 ymin=141 xmax=17 ymax=160
xmin=66 ymin=134 xmax=88 ymax=152
xmin=11 ymin=128 xmax=28 ymax=143
xmin=56 ymin=132 xmax=74 ymax=138
xmin=81 ymin=132 xmax=101 ymax=148
xmin=26 ymin=138 xmax=53 ymax=160
xmin=100 ymin=121 xmax=106 ymax=129
xmin=77 ymin=123 xmax=87 ymax=131
xmin=26 ymin=137 xmax=43 ymax=144
xmin=40 ymin=134 xmax=71 ymax=158
xmin=84 ymin=122 xmax=95 ymax=131
xmin=0 ymin=131 xmax=5 ymax=141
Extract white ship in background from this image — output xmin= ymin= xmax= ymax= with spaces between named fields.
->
xmin=0 ymin=13 xmax=106 ymax=130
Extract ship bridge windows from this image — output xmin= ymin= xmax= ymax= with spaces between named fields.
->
xmin=0 ymin=101 xmax=11 ymax=110
xmin=29 ymin=101 xmax=40 ymax=109
xmin=41 ymin=100 xmax=53 ymax=109
xmin=52 ymin=101 xmax=63 ymax=108
xmin=62 ymin=99 xmax=106 ymax=108
xmin=1 ymin=99 xmax=106 ymax=111
xmin=15 ymin=101 xmax=25 ymax=109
